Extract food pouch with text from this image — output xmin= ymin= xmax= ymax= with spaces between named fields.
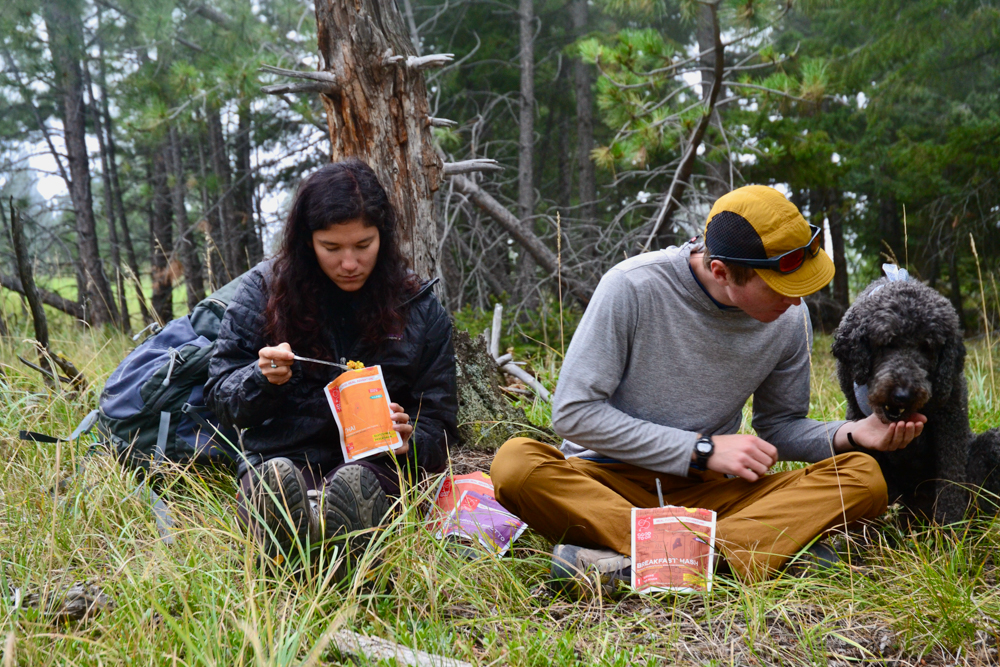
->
xmin=324 ymin=365 xmax=403 ymax=462
xmin=631 ymin=506 xmax=716 ymax=593
xmin=435 ymin=490 xmax=527 ymax=557
xmin=426 ymin=471 xmax=495 ymax=532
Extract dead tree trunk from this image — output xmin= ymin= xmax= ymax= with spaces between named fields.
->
xmin=313 ymin=0 xmax=444 ymax=279
xmin=7 ymin=200 xmax=49 ymax=349
xmin=42 ymin=0 xmax=117 ymax=327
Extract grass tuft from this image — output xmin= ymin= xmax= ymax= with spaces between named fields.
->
xmin=1 ymin=316 xmax=999 ymax=665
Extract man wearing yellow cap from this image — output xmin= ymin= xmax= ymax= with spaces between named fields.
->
xmin=491 ymin=185 xmax=926 ymax=591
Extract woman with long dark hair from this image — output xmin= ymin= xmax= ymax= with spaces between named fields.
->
xmin=206 ymin=159 xmax=457 ymax=564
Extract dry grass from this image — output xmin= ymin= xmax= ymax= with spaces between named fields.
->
xmin=1 ymin=313 xmax=999 ymax=666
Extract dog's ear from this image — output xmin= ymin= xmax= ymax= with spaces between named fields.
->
xmin=832 ymin=307 xmax=872 ymax=385
xmin=932 ymin=327 xmax=966 ymax=404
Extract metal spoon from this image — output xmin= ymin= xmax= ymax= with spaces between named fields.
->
xmin=292 ymin=354 xmax=351 ymax=371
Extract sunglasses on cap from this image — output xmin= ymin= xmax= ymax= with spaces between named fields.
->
xmin=709 ymin=224 xmax=823 ymax=274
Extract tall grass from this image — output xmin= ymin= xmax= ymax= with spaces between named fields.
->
xmin=1 ymin=310 xmax=998 ymax=666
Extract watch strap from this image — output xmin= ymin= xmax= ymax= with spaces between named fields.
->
xmin=692 ymin=435 xmax=713 ymax=471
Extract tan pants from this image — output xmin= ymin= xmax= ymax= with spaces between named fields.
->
xmin=491 ymin=438 xmax=888 ymax=581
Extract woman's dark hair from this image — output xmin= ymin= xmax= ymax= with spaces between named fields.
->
xmin=264 ymin=159 xmax=419 ymax=356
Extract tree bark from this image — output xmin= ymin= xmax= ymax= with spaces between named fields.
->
xmin=645 ymin=2 xmax=724 ymax=251
xmin=150 ymin=144 xmax=174 ymax=324
xmin=570 ymin=0 xmax=597 ymax=222
xmin=314 ymin=0 xmax=444 ymax=280
xmin=84 ymin=58 xmax=129 ymax=332
xmin=207 ymin=108 xmax=239 ymax=281
xmin=825 ymin=189 xmax=849 ymax=311
xmin=42 ymin=0 xmax=117 ymax=327
xmin=97 ymin=33 xmax=151 ymax=325
xmin=514 ymin=0 xmax=537 ymax=307
xmin=196 ymin=130 xmax=226 ymax=291
xmin=234 ymin=103 xmax=259 ymax=270
xmin=697 ymin=2 xmax=730 ymax=201
xmin=948 ymin=233 xmax=967 ymax=333
xmin=879 ymin=195 xmax=902 ymax=263
xmin=168 ymin=124 xmax=206 ymax=311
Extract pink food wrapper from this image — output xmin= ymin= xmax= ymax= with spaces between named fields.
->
xmin=435 ymin=490 xmax=527 ymax=556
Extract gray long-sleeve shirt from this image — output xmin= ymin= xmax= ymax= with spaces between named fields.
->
xmin=553 ymin=244 xmax=845 ymax=476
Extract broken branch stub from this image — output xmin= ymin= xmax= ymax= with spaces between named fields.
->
xmin=442 ymin=159 xmax=503 ymax=176
xmin=426 ymin=116 xmax=457 ymax=128
xmin=405 ymin=53 xmax=454 ymax=70
xmin=261 ymin=82 xmax=335 ymax=95
xmin=257 ymin=65 xmax=338 ymax=95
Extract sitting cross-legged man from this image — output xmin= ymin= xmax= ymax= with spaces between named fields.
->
xmin=491 ymin=185 xmax=926 ymax=593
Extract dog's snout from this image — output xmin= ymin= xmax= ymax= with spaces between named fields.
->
xmin=891 ymin=387 xmax=914 ymax=405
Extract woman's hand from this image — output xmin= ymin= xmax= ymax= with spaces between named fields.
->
xmin=258 ymin=342 xmax=294 ymax=385
xmin=389 ymin=402 xmax=412 ymax=456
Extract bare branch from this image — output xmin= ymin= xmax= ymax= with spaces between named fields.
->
xmin=426 ymin=116 xmax=457 ymax=128
xmin=258 ymin=65 xmax=338 ymax=84
xmin=442 ymin=159 xmax=503 ymax=176
xmin=500 ymin=361 xmax=551 ymax=402
xmin=449 ymin=174 xmax=592 ymax=305
xmin=0 ymin=273 xmax=84 ymax=320
xmin=406 ymin=53 xmax=454 ymax=70
xmin=642 ymin=2 xmax=725 ymax=252
xmin=261 ymin=82 xmax=335 ymax=95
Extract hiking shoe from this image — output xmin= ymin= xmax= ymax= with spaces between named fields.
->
xmin=252 ymin=457 xmax=316 ymax=561
xmin=550 ymin=544 xmax=631 ymax=598
xmin=785 ymin=540 xmax=841 ymax=577
xmin=322 ymin=465 xmax=393 ymax=565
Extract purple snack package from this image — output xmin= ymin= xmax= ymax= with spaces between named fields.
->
xmin=435 ymin=490 xmax=527 ymax=556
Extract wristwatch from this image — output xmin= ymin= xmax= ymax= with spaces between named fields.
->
xmin=692 ymin=435 xmax=714 ymax=471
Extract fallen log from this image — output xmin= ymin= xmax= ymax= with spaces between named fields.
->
xmin=330 ymin=630 xmax=473 ymax=667
xmin=0 ymin=273 xmax=85 ymax=321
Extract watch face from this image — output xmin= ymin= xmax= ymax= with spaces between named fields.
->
xmin=696 ymin=440 xmax=712 ymax=455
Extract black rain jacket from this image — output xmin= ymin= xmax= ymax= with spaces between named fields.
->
xmin=205 ymin=262 xmax=458 ymax=478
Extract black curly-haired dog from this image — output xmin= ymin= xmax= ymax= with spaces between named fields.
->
xmin=832 ymin=277 xmax=972 ymax=524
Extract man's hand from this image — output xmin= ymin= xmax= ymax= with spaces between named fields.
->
xmin=835 ymin=412 xmax=927 ymax=452
xmin=701 ymin=434 xmax=778 ymax=482
xmin=258 ymin=342 xmax=294 ymax=385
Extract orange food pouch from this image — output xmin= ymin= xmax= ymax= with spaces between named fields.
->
xmin=324 ymin=365 xmax=403 ymax=462
xmin=631 ymin=506 xmax=717 ymax=593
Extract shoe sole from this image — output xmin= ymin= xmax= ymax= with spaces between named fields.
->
xmin=323 ymin=465 xmax=392 ymax=558
xmin=254 ymin=458 xmax=311 ymax=559
xmin=550 ymin=546 xmax=629 ymax=598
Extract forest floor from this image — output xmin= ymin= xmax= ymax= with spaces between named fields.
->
xmin=1 ymin=314 xmax=999 ymax=666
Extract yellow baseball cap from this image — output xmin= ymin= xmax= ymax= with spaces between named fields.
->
xmin=703 ymin=185 xmax=835 ymax=298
